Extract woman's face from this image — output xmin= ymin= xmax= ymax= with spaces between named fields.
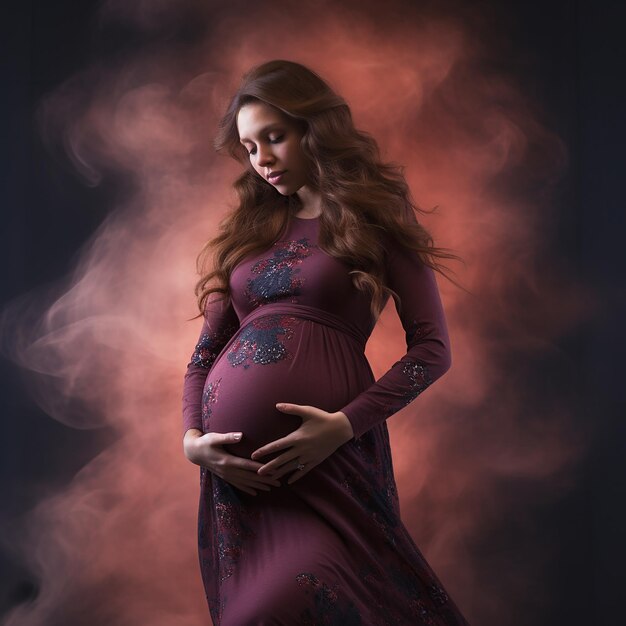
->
xmin=236 ymin=101 xmax=311 ymax=195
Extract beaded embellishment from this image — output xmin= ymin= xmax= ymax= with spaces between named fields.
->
xmin=201 ymin=378 xmax=221 ymax=430
xmin=340 ymin=470 xmax=399 ymax=547
xmin=295 ymin=572 xmax=362 ymax=624
xmin=227 ymin=314 xmax=300 ymax=369
xmin=212 ymin=477 xmax=259 ymax=582
xmin=245 ymin=238 xmax=315 ymax=306
xmin=191 ymin=322 xmax=239 ymax=369
xmin=401 ymin=361 xmax=433 ymax=406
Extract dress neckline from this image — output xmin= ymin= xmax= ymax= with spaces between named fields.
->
xmin=292 ymin=214 xmax=320 ymax=220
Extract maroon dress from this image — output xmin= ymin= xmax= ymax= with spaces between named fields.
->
xmin=181 ymin=213 xmax=469 ymax=625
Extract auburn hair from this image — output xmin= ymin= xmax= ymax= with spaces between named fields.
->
xmin=193 ymin=59 xmax=462 ymax=320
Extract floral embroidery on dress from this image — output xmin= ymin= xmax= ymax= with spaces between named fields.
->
xmin=245 ymin=238 xmax=315 ymax=306
xmin=401 ymin=361 xmax=433 ymax=405
xmin=227 ymin=315 xmax=300 ymax=369
xmin=389 ymin=562 xmax=437 ymax=617
xmin=345 ymin=432 xmax=400 ymax=536
xmin=198 ymin=469 xmax=211 ymax=550
xmin=212 ymin=477 xmax=259 ymax=582
xmin=374 ymin=559 xmax=452 ymax=624
xmin=369 ymin=361 xmax=434 ymax=420
xmin=355 ymin=563 xmax=447 ymax=625
xmin=198 ymin=469 xmax=227 ymax=626
xmin=191 ymin=321 xmax=239 ymax=369
xmin=411 ymin=600 xmax=440 ymax=625
xmin=340 ymin=470 xmax=400 ymax=547
xmin=405 ymin=318 xmax=425 ymax=344
xmin=352 ymin=429 xmax=399 ymax=511
xmin=427 ymin=582 xmax=450 ymax=607
xmin=295 ymin=572 xmax=362 ymax=625
xmin=201 ymin=378 xmax=221 ymax=430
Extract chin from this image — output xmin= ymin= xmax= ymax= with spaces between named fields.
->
xmin=273 ymin=185 xmax=294 ymax=196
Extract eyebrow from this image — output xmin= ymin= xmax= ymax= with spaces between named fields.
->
xmin=238 ymin=123 xmax=284 ymax=144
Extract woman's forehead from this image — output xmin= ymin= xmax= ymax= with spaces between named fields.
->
xmin=236 ymin=102 xmax=290 ymax=140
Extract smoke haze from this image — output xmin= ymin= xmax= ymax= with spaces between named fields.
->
xmin=1 ymin=1 xmax=593 ymax=624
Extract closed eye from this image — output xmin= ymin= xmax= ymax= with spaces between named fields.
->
xmin=246 ymin=134 xmax=285 ymax=156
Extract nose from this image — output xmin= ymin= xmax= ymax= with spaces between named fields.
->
xmin=256 ymin=144 xmax=275 ymax=167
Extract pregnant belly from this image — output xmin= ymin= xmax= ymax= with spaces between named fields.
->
xmin=200 ymin=314 xmax=371 ymax=459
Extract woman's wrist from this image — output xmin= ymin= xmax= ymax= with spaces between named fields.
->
xmin=334 ymin=411 xmax=354 ymax=444
xmin=183 ymin=428 xmax=203 ymax=462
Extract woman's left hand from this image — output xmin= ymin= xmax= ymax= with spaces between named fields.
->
xmin=250 ymin=403 xmax=354 ymax=484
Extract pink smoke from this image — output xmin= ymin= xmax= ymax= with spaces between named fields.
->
xmin=1 ymin=1 xmax=593 ymax=624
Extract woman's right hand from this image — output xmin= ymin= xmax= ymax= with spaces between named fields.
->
xmin=183 ymin=429 xmax=282 ymax=496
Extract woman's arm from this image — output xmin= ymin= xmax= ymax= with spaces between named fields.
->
xmin=339 ymin=236 xmax=452 ymax=440
xmin=181 ymin=296 xmax=239 ymax=437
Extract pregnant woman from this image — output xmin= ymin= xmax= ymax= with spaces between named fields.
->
xmin=181 ymin=59 xmax=470 ymax=625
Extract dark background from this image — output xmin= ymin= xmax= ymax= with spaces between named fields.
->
xmin=1 ymin=1 xmax=624 ymax=624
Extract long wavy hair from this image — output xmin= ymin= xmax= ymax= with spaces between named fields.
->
xmin=193 ymin=59 xmax=463 ymax=320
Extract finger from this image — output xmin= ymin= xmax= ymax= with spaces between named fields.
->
xmin=244 ymin=474 xmax=281 ymax=489
xmin=214 ymin=432 xmax=244 ymax=445
xmin=251 ymin=436 xmax=296 ymax=461
xmin=230 ymin=476 xmax=277 ymax=495
xmin=257 ymin=452 xmax=301 ymax=477
xmin=221 ymin=449 xmax=279 ymax=475
xmin=276 ymin=402 xmax=311 ymax=417
xmin=246 ymin=482 xmax=270 ymax=492
xmin=230 ymin=456 xmax=268 ymax=473
xmin=287 ymin=463 xmax=314 ymax=484
xmin=230 ymin=481 xmax=257 ymax=496
xmin=230 ymin=468 xmax=281 ymax=488
xmin=271 ymin=464 xmax=304 ymax=481
xmin=275 ymin=402 xmax=300 ymax=412
xmin=227 ymin=473 xmax=269 ymax=489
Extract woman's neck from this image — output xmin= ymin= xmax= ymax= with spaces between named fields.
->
xmin=295 ymin=185 xmax=322 ymax=218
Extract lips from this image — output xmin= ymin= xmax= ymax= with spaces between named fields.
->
xmin=267 ymin=170 xmax=286 ymax=182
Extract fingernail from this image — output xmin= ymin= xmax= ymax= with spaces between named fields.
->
xmin=233 ymin=433 xmax=242 ymax=441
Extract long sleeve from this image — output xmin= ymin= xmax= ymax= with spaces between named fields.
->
xmin=181 ymin=295 xmax=240 ymax=437
xmin=339 ymin=238 xmax=452 ymax=440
